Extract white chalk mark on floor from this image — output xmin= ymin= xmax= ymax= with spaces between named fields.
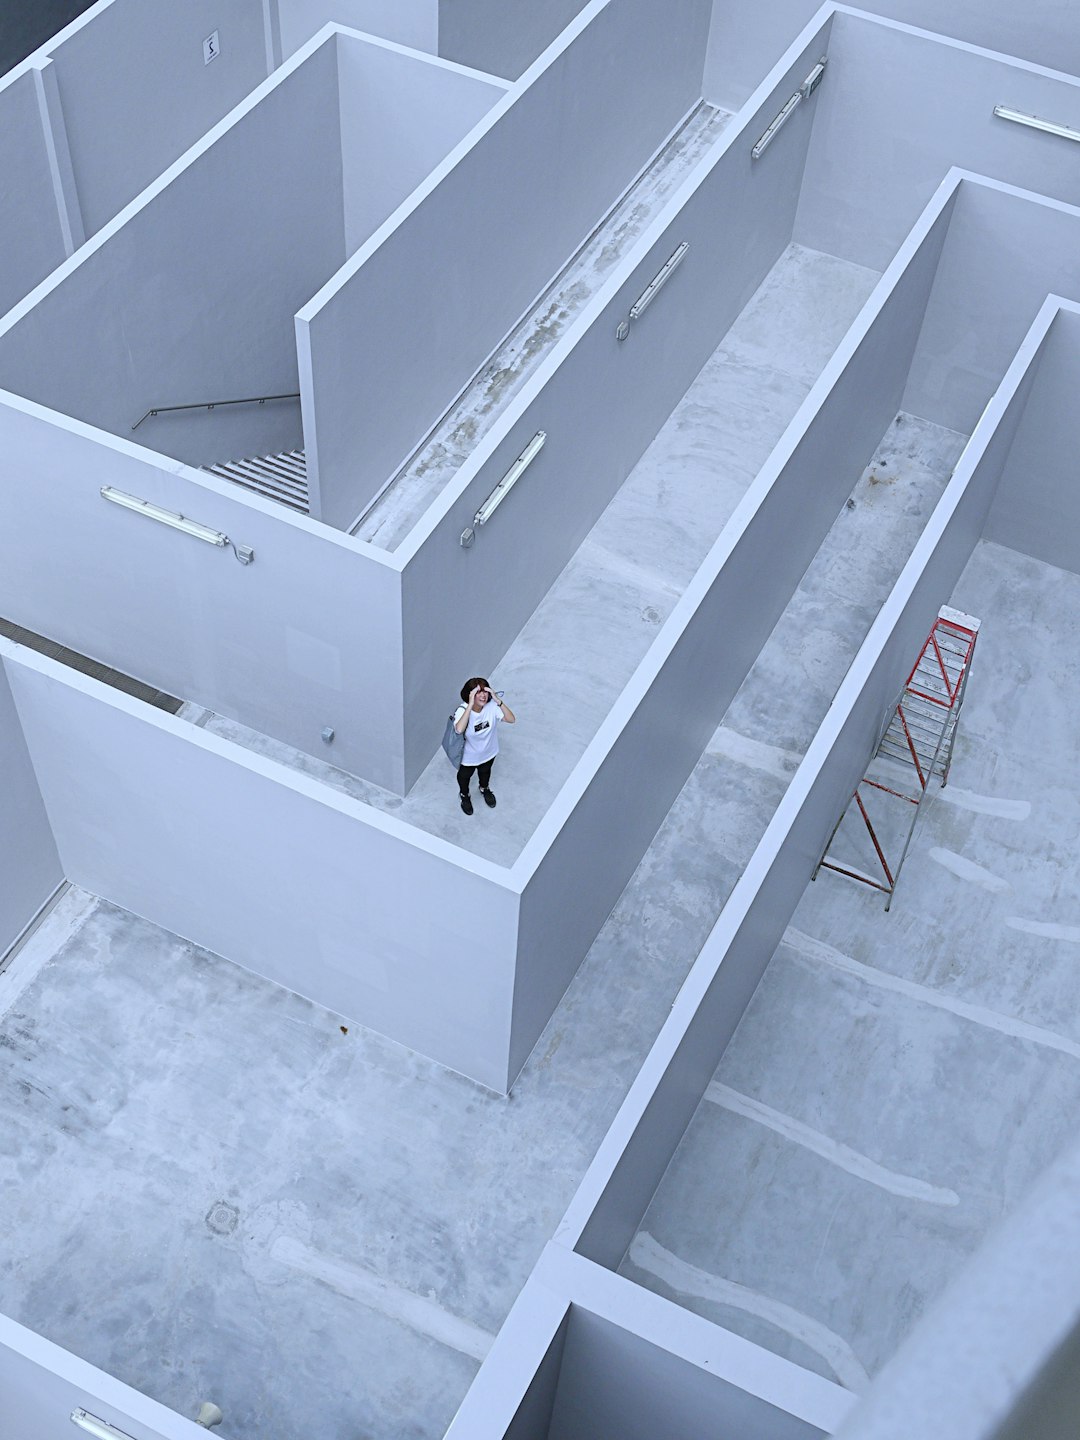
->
xmin=706 ymin=727 xmax=801 ymax=781
xmin=271 ymin=1236 xmax=494 ymax=1362
xmin=629 ymin=1232 xmax=870 ymax=1392
xmin=1005 ymin=917 xmax=1080 ymax=944
xmin=784 ymin=928 xmax=1080 ymax=1061
xmin=927 ymin=848 xmax=1011 ymax=893
xmin=705 ymin=1082 xmax=959 ymax=1206
xmin=936 ymin=787 xmax=1031 ymax=821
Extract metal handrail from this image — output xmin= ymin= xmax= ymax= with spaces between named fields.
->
xmin=131 ymin=391 xmax=301 ymax=430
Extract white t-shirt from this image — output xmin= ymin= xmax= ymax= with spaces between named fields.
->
xmin=455 ymin=699 xmax=502 ymax=766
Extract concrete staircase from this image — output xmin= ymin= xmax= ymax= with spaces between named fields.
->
xmin=203 ymin=450 xmax=308 ymax=513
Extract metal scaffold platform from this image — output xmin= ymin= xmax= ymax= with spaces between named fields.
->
xmin=815 ymin=605 xmax=981 ymax=910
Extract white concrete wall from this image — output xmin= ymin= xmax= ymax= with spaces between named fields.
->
xmin=794 ymin=12 xmax=1080 ymax=274
xmin=0 ymin=36 xmax=345 ymax=472
xmin=298 ymin=0 xmax=713 ymax=530
xmin=558 ymin=295 xmax=1047 ymax=1269
xmin=438 ymin=0 xmax=591 ymax=79
xmin=278 ymin=0 xmax=438 ymax=57
xmin=550 ymin=1306 xmax=829 ymax=1439
xmin=985 ymin=309 xmax=1080 ymax=575
xmin=0 ymin=70 xmax=69 ymax=316
xmin=905 ymin=180 xmax=1080 ymax=434
xmin=47 ymin=0 xmax=270 ymax=235
xmin=336 ymin=34 xmax=508 ymax=255
xmin=5 ymin=649 xmax=522 ymax=1092
xmin=0 ymin=1312 xmax=204 ymax=1440
xmin=0 ymin=653 xmax=62 ymax=957
xmin=505 ymin=186 xmax=950 ymax=1085
xmin=397 ymin=18 xmax=831 ymax=789
xmin=0 ymin=399 xmax=408 ymax=792
xmin=704 ymin=0 xmax=1080 ymax=113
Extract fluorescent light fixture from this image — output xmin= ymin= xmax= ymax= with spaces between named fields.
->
xmin=70 ymin=1409 xmax=137 ymax=1440
xmin=474 ymin=431 xmax=546 ymax=527
xmin=752 ymin=57 xmax=828 ymax=160
xmin=993 ymin=105 xmax=1080 ymax=142
xmin=629 ymin=242 xmax=690 ymax=322
xmin=100 ymin=487 xmax=254 ymax=563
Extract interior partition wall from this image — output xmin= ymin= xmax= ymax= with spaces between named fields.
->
xmin=0 ymin=658 xmax=62 ymax=958
xmin=440 ymin=290 xmax=1056 ymax=1440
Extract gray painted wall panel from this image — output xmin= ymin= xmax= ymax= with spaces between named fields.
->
xmin=7 ymin=655 xmax=520 ymax=1091
xmin=0 ymin=658 xmax=62 ymax=956
xmin=0 ymin=404 xmax=407 ymax=792
xmin=506 ymin=196 xmax=949 ymax=1086
xmin=985 ymin=311 xmax=1080 ymax=574
xmin=569 ymin=346 xmax=1038 ymax=1269
xmin=438 ymin=0 xmax=591 ymax=80
xmin=301 ymin=0 xmax=713 ymax=529
xmin=550 ymin=1307 xmax=825 ymax=1440
xmin=0 ymin=72 xmax=68 ymax=316
xmin=0 ymin=40 xmax=344 ymax=471
xmin=795 ymin=13 xmax=1080 ymax=273
xmin=337 ymin=37 xmax=506 ymax=255
xmin=704 ymin=0 xmax=1080 ymax=113
xmin=398 ymin=24 xmax=828 ymax=789
xmin=48 ymin=0 xmax=269 ymax=236
xmin=905 ymin=183 xmax=1080 ymax=434
xmin=0 ymin=1312 xmax=204 ymax=1440
xmin=279 ymin=0 xmax=438 ymax=57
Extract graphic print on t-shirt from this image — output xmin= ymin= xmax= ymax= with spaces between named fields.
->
xmin=456 ymin=700 xmax=502 ymax=766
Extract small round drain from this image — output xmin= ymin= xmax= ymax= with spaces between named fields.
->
xmin=206 ymin=1201 xmax=239 ymax=1235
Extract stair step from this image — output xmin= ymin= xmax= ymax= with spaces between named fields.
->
xmin=203 ymin=449 xmax=309 ymax=513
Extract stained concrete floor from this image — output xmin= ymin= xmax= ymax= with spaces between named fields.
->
xmin=619 ymin=539 xmax=1080 ymax=1395
xmin=194 ymin=243 xmax=886 ymax=863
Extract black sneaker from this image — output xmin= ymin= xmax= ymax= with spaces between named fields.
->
xmin=481 ymin=788 xmax=497 ymax=809
xmin=459 ymin=792 xmax=474 ymax=815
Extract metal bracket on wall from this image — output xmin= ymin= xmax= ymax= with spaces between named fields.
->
xmin=751 ymin=56 xmax=828 ymax=160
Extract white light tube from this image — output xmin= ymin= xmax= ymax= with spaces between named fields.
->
xmin=629 ymin=242 xmax=690 ymax=322
xmin=70 ymin=1409 xmax=137 ymax=1440
xmin=752 ymin=57 xmax=828 ymax=160
xmin=752 ymin=91 xmax=801 ymax=159
xmin=101 ymin=486 xmax=227 ymax=546
xmin=993 ymin=105 xmax=1080 ymax=142
xmin=474 ymin=431 xmax=546 ymax=527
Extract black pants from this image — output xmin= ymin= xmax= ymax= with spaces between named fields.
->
xmin=457 ymin=759 xmax=494 ymax=796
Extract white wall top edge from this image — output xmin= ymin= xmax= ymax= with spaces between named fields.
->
xmin=0 ymin=640 xmax=516 ymax=889
xmin=556 ymin=272 xmax=1057 ymax=1251
xmin=508 ymin=168 xmax=962 ymax=884
xmin=0 ymin=21 xmax=342 ymax=341
xmin=393 ymin=8 xmax=840 ymax=565
xmin=297 ymin=0 xmax=622 ymax=323
xmin=324 ymin=21 xmax=512 ymax=90
xmin=0 ymin=0 xmax=112 ymax=100
xmin=835 ymin=3 xmax=1080 ymax=89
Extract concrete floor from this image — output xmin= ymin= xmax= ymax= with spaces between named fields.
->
xmin=356 ymin=103 xmax=733 ymax=547
xmin=0 ymin=415 xmax=966 ymax=1440
xmin=620 ymin=539 xmax=1080 ymax=1394
xmin=195 ymin=243 xmax=886 ymax=864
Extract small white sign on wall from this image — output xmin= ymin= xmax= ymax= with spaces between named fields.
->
xmin=203 ymin=30 xmax=221 ymax=65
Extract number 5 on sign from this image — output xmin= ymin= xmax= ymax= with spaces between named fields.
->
xmin=203 ymin=31 xmax=220 ymax=64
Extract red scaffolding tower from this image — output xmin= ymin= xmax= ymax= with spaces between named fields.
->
xmin=814 ymin=606 xmax=980 ymax=910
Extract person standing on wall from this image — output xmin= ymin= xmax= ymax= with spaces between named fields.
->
xmin=454 ymin=677 xmax=515 ymax=815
